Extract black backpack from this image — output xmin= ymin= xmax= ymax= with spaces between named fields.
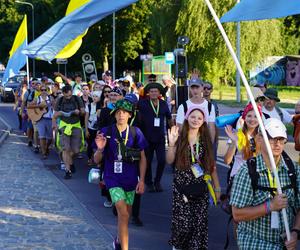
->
xmin=262 ymin=106 xmax=284 ymax=121
xmin=183 ymin=100 xmax=212 ymax=116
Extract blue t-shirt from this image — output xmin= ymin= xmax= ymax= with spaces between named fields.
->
xmin=101 ymin=125 xmax=148 ymax=191
xmin=138 ymin=99 xmax=171 ymax=143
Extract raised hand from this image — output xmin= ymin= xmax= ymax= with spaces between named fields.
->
xmin=168 ymin=126 xmax=179 ymax=146
xmin=95 ymin=133 xmax=107 ymax=151
xmin=225 ymin=125 xmax=238 ymax=143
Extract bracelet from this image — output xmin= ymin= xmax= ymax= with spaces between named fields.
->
xmin=265 ymin=200 xmax=271 ymax=214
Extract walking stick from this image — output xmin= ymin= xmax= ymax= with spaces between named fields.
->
xmin=203 ymin=0 xmax=291 ymax=240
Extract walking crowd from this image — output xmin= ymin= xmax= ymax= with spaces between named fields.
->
xmin=11 ymin=69 xmax=300 ymax=250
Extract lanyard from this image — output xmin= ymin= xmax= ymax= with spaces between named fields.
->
xmin=130 ymin=111 xmax=136 ymax=126
xmin=117 ymin=125 xmax=129 ymax=145
xmin=117 ymin=125 xmax=129 ymax=160
xmin=150 ymin=100 xmax=160 ymax=117
xmin=267 ymin=168 xmax=277 ymax=190
xmin=190 ymin=143 xmax=199 ymax=164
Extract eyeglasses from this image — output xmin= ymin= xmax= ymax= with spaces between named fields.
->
xmin=256 ymin=96 xmax=265 ymax=102
xmin=269 ymin=137 xmax=287 ymax=145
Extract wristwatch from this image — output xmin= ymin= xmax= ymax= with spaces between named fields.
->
xmin=291 ymin=228 xmax=300 ymax=240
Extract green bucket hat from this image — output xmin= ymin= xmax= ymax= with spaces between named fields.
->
xmin=110 ymin=99 xmax=133 ymax=116
xmin=264 ymin=88 xmax=280 ymax=102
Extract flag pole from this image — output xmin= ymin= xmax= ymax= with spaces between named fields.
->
xmin=203 ymin=0 xmax=291 ymax=241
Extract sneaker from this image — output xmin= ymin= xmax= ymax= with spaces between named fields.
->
xmin=70 ymin=164 xmax=76 ymax=173
xmin=64 ymin=171 xmax=72 ymax=180
xmin=28 ymin=141 xmax=33 ymax=147
xmin=113 ymin=237 xmax=121 ymax=250
xmin=60 ymin=162 xmax=66 ymax=171
xmin=154 ymin=182 xmax=163 ymax=192
xmin=34 ymin=146 xmax=39 ymax=154
xmin=131 ymin=216 xmax=143 ymax=227
xmin=104 ymin=201 xmax=112 ymax=208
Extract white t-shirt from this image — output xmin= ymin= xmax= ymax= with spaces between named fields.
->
xmin=176 ymin=99 xmax=216 ymax=124
xmin=85 ymin=103 xmax=98 ymax=130
xmin=262 ymin=106 xmax=292 ymax=123
xmin=37 ymin=96 xmax=53 ymax=119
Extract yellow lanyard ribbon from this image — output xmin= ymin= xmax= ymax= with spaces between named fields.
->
xmin=267 ymin=168 xmax=277 ymax=190
xmin=118 ymin=125 xmax=129 ymax=146
xmin=204 ymin=174 xmax=217 ymax=206
xmin=150 ymin=100 xmax=160 ymax=117
xmin=130 ymin=111 xmax=136 ymax=126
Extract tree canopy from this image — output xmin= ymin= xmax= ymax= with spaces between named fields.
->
xmin=0 ymin=0 xmax=299 ymax=84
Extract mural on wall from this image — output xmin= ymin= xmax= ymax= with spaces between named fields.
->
xmin=250 ymin=56 xmax=286 ymax=85
xmin=286 ymin=57 xmax=300 ymax=86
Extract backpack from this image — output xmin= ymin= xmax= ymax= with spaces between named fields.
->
xmin=57 ymin=95 xmax=82 ymax=111
xmin=263 ymin=106 xmax=283 ymax=121
xmin=183 ymin=100 xmax=212 ymax=116
xmin=247 ymin=151 xmax=298 ymax=197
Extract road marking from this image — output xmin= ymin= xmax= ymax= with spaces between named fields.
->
xmin=0 ymin=113 xmax=11 ymax=131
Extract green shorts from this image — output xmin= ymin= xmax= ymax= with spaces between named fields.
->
xmin=109 ymin=187 xmax=135 ymax=206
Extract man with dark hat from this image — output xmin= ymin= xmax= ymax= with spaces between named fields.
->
xmin=262 ymin=88 xmax=292 ymax=124
xmin=94 ymin=99 xmax=147 ymax=250
xmin=138 ymin=82 xmax=173 ymax=192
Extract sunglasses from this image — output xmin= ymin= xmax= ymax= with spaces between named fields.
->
xmin=204 ymin=87 xmax=212 ymax=90
xmin=123 ymin=83 xmax=130 ymax=87
xmin=104 ymin=91 xmax=111 ymax=93
xmin=41 ymin=89 xmax=47 ymax=92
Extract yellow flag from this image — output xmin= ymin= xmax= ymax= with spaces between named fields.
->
xmin=10 ymin=15 xmax=27 ymax=58
xmin=55 ymin=0 xmax=90 ymax=59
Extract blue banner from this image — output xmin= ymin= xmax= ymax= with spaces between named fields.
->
xmin=22 ymin=0 xmax=138 ymax=61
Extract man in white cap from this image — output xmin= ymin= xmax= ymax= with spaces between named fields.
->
xmin=230 ymin=118 xmax=300 ymax=250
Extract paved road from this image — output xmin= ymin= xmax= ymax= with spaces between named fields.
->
xmin=1 ymin=102 xmax=299 ymax=250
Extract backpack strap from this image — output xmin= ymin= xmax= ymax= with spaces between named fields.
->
xmin=129 ymin=126 xmax=137 ymax=147
xmin=88 ymin=103 xmax=91 ymax=115
xmin=275 ymin=106 xmax=284 ymax=121
xmin=282 ymin=151 xmax=298 ymax=197
xmin=247 ymin=157 xmax=260 ymax=195
xmin=183 ymin=101 xmax=188 ymax=115
xmin=208 ymin=101 xmax=212 ymax=116
xmin=262 ymin=112 xmax=271 ymax=120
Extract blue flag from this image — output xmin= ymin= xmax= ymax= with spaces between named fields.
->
xmin=221 ymin=0 xmax=300 ymax=23
xmin=22 ymin=0 xmax=138 ymax=61
xmin=3 ymin=15 xmax=27 ymax=85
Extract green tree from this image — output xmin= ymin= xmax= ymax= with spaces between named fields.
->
xmin=176 ymin=0 xmax=285 ymax=86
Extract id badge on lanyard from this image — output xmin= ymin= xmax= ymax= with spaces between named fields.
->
xmin=190 ymin=143 xmax=203 ymax=178
xmin=154 ymin=118 xmax=160 ymax=127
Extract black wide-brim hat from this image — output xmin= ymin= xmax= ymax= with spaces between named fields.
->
xmin=144 ymin=82 xmax=165 ymax=94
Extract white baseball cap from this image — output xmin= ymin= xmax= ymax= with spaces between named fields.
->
xmin=264 ymin=118 xmax=287 ymax=139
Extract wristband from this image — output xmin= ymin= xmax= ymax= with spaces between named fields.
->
xmin=265 ymin=200 xmax=271 ymax=214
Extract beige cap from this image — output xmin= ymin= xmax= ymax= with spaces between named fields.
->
xmin=250 ymin=87 xmax=267 ymax=101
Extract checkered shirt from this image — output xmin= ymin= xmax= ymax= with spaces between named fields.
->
xmin=230 ymin=154 xmax=300 ymax=250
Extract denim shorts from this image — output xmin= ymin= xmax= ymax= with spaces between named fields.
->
xmin=36 ymin=118 xmax=53 ymax=139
